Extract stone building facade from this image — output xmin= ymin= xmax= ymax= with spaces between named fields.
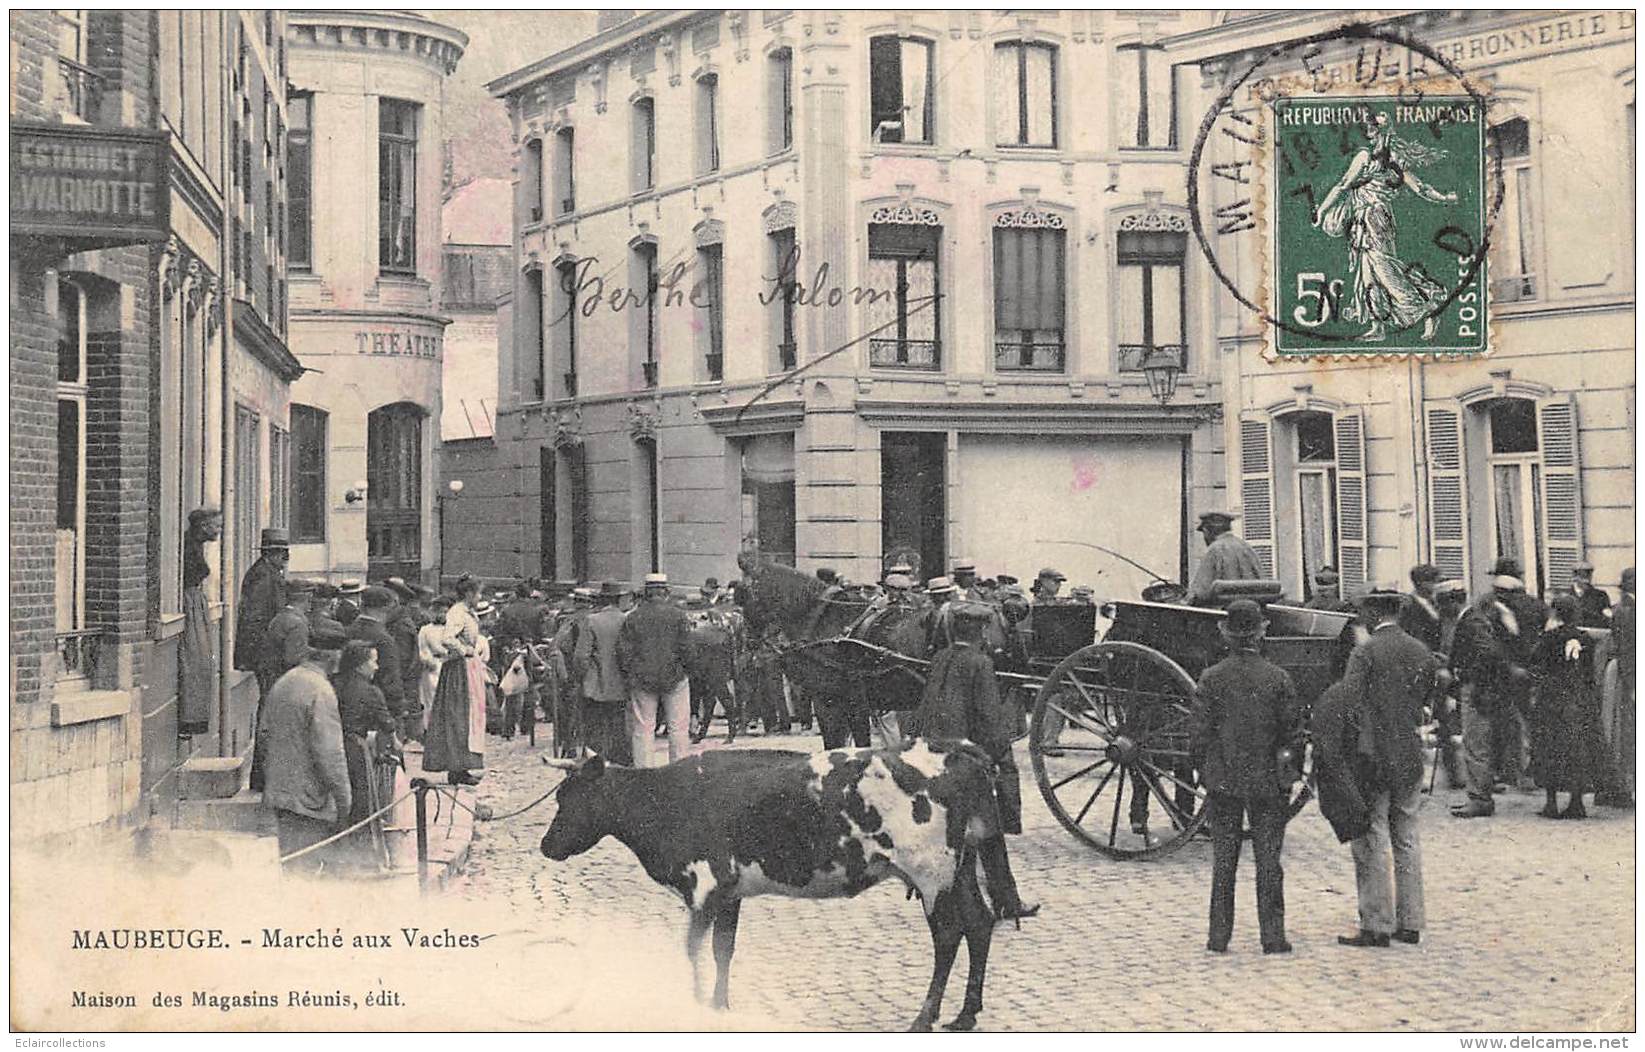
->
xmin=484 ymin=10 xmax=1229 ymax=593
xmin=9 ymin=10 xmax=297 ymax=842
xmin=284 ymin=11 xmax=466 ymax=587
xmin=1177 ymin=9 xmax=1635 ymax=601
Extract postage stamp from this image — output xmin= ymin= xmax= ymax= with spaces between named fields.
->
xmin=1271 ymin=95 xmax=1488 ymax=356
xmin=1187 ymin=22 xmax=1501 ymax=360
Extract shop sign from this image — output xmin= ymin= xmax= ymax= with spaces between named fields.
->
xmin=10 ymin=123 xmax=169 ymax=246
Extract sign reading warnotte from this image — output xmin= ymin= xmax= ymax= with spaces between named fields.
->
xmin=10 ymin=123 xmax=169 ymax=246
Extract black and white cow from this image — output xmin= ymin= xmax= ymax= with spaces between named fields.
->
xmin=541 ymin=740 xmax=1005 ymax=1031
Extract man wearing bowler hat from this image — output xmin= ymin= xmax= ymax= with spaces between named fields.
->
xmin=234 ymin=527 xmax=289 ymax=691
xmin=1567 ymin=562 xmax=1613 ymax=629
xmin=572 ymin=581 xmax=633 ymax=765
xmin=1192 ymin=599 xmax=1303 ymax=955
xmin=1337 ymin=587 xmax=1439 ymax=948
xmin=1189 ymin=511 xmax=1263 ymax=607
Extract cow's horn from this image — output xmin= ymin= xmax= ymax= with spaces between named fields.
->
xmin=541 ymin=756 xmax=578 ymax=770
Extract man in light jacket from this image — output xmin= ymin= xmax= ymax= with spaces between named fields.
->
xmin=260 ymin=626 xmax=353 ymax=872
xmin=573 ymin=582 xmax=632 ymax=765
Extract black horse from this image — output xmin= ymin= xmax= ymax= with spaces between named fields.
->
xmin=736 ymin=557 xmax=931 ymax=748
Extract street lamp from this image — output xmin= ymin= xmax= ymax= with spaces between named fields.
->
xmin=1141 ymin=346 xmax=1184 ymax=405
xmin=438 ymin=478 xmax=464 ymax=585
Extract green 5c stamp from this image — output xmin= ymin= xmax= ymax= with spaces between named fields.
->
xmin=1273 ymin=96 xmax=1487 ymax=356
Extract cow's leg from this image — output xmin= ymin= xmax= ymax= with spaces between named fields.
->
xmin=944 ymin=868 xmax=995 ymax=1032
xmin=684 ymin=908 xmax=713 ymax=1005
xmin=709 ymin=898 xmax=742 ymax=1010
xmin=909 ymin=893 xmax=963 ymax=1032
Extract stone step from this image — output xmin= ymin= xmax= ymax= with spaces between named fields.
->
xmin=174 ymin=788 xmax=277 ymax=836
xmin=178 ymin=755 xmax=247 ymax=800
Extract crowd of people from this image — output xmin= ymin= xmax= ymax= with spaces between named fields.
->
xmin=1192 ymin=555 xmax=1635 ymax=954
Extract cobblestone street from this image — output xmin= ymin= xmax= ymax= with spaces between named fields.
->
xmin=452 ymin=728 xmax=1635 ymax=1033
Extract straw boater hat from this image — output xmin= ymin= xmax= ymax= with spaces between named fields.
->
xmin=337 ymin=579 xmax=365 ymax=597
xmin=952 ymin=559 xmax=977 ymax=576
xmin=1435 ymin=579 xmax=1468 ymax=599
xmin=644 ymin=572 xmax=669 ymax=591
xmin=926 ymin=576 xmax=957 ymax=596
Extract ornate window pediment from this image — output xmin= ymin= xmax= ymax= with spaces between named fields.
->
xmin=869 ymin=202 xmax=942 ymax=226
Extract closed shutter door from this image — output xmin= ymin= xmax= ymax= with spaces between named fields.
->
xmin=1333 ymin=409 xmax=1368 ymax=596
xmin=1425 ymin=405 xmax=1470 ymax=584
xmin=1537 ymin=395 xmax=1583 ymax=592
xmin=1238 ymin=417 xmax=1275 ymax=578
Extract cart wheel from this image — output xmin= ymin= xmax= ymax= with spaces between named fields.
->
xmin=1029 ymin=641 xmax=1207 ymax=860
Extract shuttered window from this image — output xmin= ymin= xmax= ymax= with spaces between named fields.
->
xmin=1238 ymin=416 xmax=1275 ymax=578
xmin=1536 ymin=396 xmax=1582 ymax=592
xmin=1424 ymin=405 xmax=1469 ymax=581
xmin=1332 ymin=410 xmax=1367 ymax=596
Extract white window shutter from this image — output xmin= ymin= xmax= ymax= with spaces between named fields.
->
xmin=1333 ymin=408 xmax=1368 ymax=596
xmin=1238 ymin=416 xmax=1275 ymax=578
xmin=1536 ymin=394 xmax=1583 ymax=592
xmin=1425 ymin=404 xmax=1470 ymax=584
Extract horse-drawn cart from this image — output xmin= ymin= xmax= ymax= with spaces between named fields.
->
xmin=1026 ymin=599 xmax=1356 ymax=860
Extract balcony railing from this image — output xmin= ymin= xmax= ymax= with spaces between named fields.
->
xmin=559 ymin=196 xmax=576 ymax=216
xmin=57 ymin=58 xmax=103 ymax=122
xmin=704 ymin=352 xmax=724 ymax=382
xmin=641 ymin=360 xmax=658 ymax=388
xmin=776 ymin=342 xmax=797 ymax=371
xmin=994 ymin=340 xmax=1066 ymax=372
xmin=869 ymin=338 xmax=941 ymax=370
xmin=562 ymin=372 xmax=578 ymax=398
xmin=55 ymin=628 xmax=104 ymax=684
xmin=529 ymin=205 xmax=543 ymax=223
xmin=1118 ymin=343 xmax=1186 ymax=373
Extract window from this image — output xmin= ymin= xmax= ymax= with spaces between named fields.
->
xmin=869 ymin=36 xmax=934 ymax=144
xmin=524 ymin=267 xmax=546 ymax=401
xmin=1116 ymin=43 xmax=1176 ymax=149
xmin=268 ymin=423 xmax=290 ymax=531
xmin=695 ymin=74 xmax=720 ymax=174
xmin=638 ymin=440 xmax=660 ymax=573
xmin=1246 ymin=410 xmax=1369 ymax=601
xmin=290 ymin=405 xmax=326 ymax=543
xmin=1116 ymin=229 xmax=1187 ymax=372
xmin=993 ymin=225 xmax=1066 ymax=371
xmin=54 ymin=9 xmax=97 ymax=121
xmin=867 ymin=223 xmax=941 ymax=369
xmin=631 ymin=241 xmax=659 ymax=387
xmin=698 ymin=243 xmax=725 ymax=381
xmin=767 ymin=226 xmax=798 ymax=371
xmin=563 ymin=444 xmax=590 ymax=580
xmin=1486 ymin=398 xmax=1545 ymax=593
xmin=553 ymin=259 xmax=579 ymax=397
xmin=1488 ymin=118 xmax=1536 ymax=302
xmin=525 ymin=138 xmax=544 ymax=222
xmin=768 ymin=48 xmax=794 ymax=153
xmin=55 ymin=278 xmax=88 ymax=641
xmin=539 ymin=448 xmax=557 ymax=580
xmin=741 ymin=433 xmax=796 ymax=567
xmin=552 ymin=127 xmax=575 ymax=215
xmin=378 ymin=98 xmax=419 ymax=274
xmin=994 ymin=42 xmax=1057 ymax=148
xmin=631 ymin=96 xmax=656 ymax=191
xmin=232 ymin=405 xmax=262 ymax=607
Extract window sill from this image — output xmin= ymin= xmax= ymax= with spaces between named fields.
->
xmin=1116 ymin=145 xmax=1183 ymax=155
xmin=377 ymin=271 xmax=427 ymax=287
xmin=152 ymin=613 xmax=186 ymax=642
xmin=51 ymin=688 xmax=132 ymax=728
xmin=995 ymin=143 xmax=1060 ymax=153
xmin=872 ymin=143 xmax=939 ymax=156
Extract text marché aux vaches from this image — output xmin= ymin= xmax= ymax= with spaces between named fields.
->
xmin=71 ymin=927 xmax=484 ymax=950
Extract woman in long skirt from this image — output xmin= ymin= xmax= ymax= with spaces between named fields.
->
xmin=1531 ymin=594 xmax=1603 ymax=819
xmin=416 ymin=597 xmax=458 ymax=735
xmin=425 ymin=578 xmax=487 ymax=785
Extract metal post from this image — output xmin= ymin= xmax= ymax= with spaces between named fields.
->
xmin=412 ymin=778 xmax=431 ymax=894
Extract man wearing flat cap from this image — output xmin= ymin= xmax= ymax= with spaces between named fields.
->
xmin=1192 ymin=599 xmax=1303 ymax=954
xmin=1031 ymin=567 xmax=1066 ymax=603
xmin=1567 ymin=562 xmax=1613 ymax=629
xmin=348 ymin=585 xmax=409 ymax=731
xmin=1304 ymin=566 xmax=1351 ymax=612
xmin=251 ymin=577 xmax=314 ymax=791
xmin=259 ymin=624 xmax=353 ymax=870
xmin=1336 ymin=588 xmax=1439 ymax=948
xmin=1189 ymin=511 xmax=1263 ymax=607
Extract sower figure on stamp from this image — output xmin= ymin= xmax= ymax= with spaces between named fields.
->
xmin=1190 ymin=600 xmax=1303 ymax=955
xmin=1337 ymin=588 xmax=1439 ymax=948
xmin=904 ymin=602 xmax=1039 ymax=923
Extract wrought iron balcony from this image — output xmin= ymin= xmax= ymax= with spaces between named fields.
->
xmin=559 ymin=196 xmax=576 ymax=216
xmin=704 ymin=353 xmax=724 ymax=382
xmin=994 ymin=340 xmax=1066 ymax=372
xmin=776 ymin=342 xmax=797 ymax=371
xmin=1118 ymin=343 xmax=1186 ymax=373
xmin=869 ymin=338 xmax=941 ymax=370
xmin=55 ymin=628 xmax=104 ymax=683
xmin=57 ymin=58 xmax=102 ymax=122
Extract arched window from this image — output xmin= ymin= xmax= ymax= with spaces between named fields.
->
xmin=695 ymin=73 xmax=720 ymax=174
xmin=767 ymin=47 xmax=793 ymax=153
xmin=631 ymin=96 xmax=656 ymax=191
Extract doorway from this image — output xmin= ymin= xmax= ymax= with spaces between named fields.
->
xmin=367 ymin=402 xmax=424 ymax=581
xmin=881 ymin=431 xmax=946 ymax=581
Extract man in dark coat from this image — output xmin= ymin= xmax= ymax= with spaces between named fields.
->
xmin=383 ymin=578 xmax=424 ymax=737
xmin=618 ymin=574 xmax=694 ymax=768
xmin=1597 ymin=568 xmax=1635 ymax=807
xmin=1567 ymin=563 xmax=1613 ymax=629
xmin=905 ymin=603 xmax=1038 ymax=923
xmin=233 ymin=528 xmax=288 ymax=681
xmin=1449 ymin=583 xmax=1513 ymax=819
xmin=1398 ymin=564 xmax=1444 ymax=652
xmin=253 ymin=578 xmax=313 ymax=791
xmin=1483 ymin=559 xmax=1547 ymax=788
xmin=348 ymin=586 xmax=408 ymax=726
xmin=1309 ymin=680 xmax=1372 ymax=844
xmin=1337 ymin=589 xmax=1439 ymax=948
xmin=1191 ymin=599 xmax=1303 ymax=955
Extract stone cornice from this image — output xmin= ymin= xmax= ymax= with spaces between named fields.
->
xmin=289 ymin=11 xmax=467 ymax=75
xmin=855 ymin=398 xmax=1220 ymax=433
